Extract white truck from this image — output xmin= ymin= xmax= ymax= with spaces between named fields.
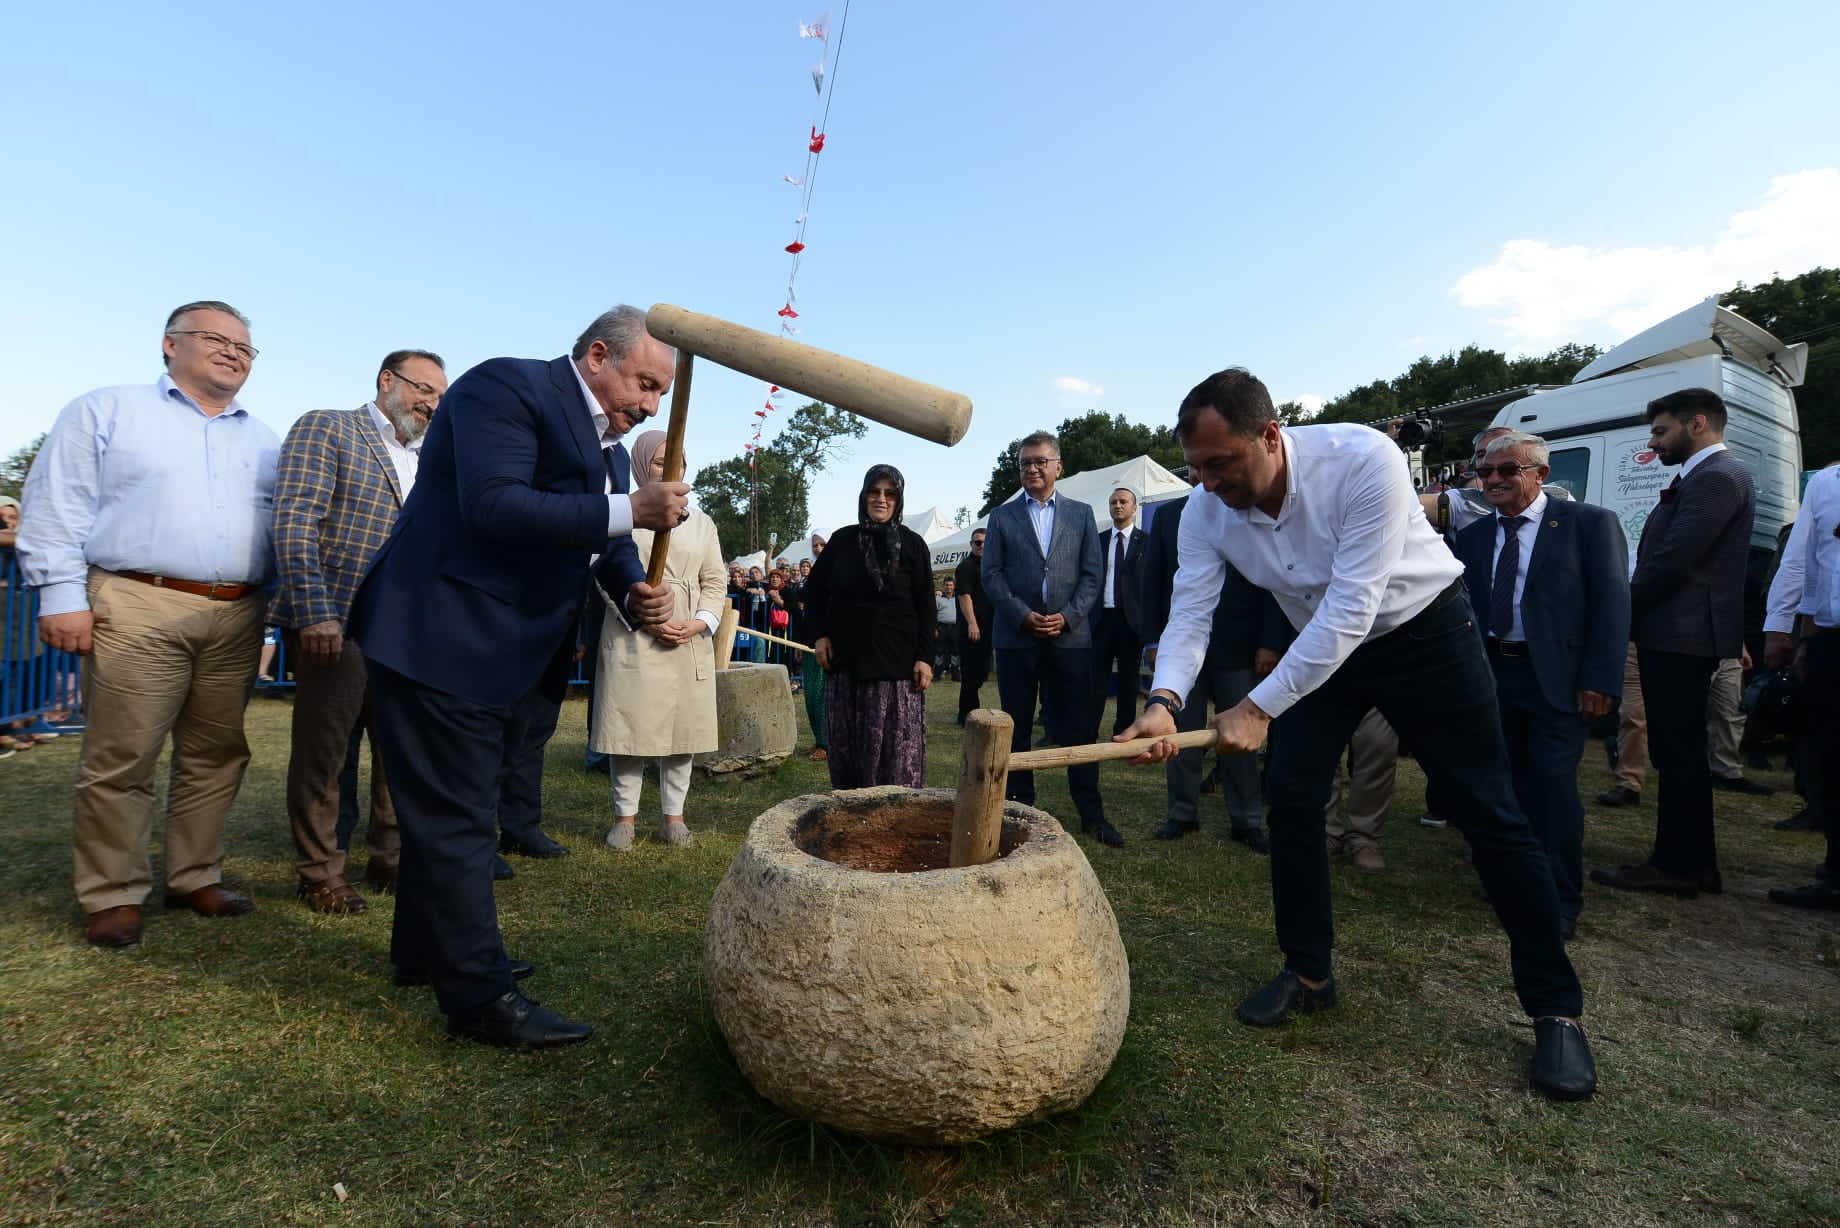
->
xmin=1486 ymin=296 xmax=1808 ymax=558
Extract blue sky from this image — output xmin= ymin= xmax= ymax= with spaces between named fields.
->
xmin=3 ymin=0 xmax=1836 ymax=546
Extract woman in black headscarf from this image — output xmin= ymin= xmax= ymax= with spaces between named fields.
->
xmin=803 ymin=464 xmax=936 ymax=787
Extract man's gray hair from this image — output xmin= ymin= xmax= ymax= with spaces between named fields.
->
xmin=1472 ymin=424 xmax=1512 ymax=448
xmin=1018 ymin=430 xmax=1060 ymax=458
xmin=1484 ymin=430 xmax=1550 ymax=467
xmin=572 ymin=305 xmax=670 ymax=363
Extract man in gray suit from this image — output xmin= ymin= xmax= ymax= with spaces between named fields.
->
xmin=1456 ymin=431 xmax=1628 ymax=935
xmin=982 ymin=431 xmax=1120 ymax=845
xmin=1592 ymin=389 xmax=1755 ymax=899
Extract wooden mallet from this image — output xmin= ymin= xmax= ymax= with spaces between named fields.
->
xmin=639 ymin=303 xmax=974 ymax=584
xmin=950 ymin=709 xmax=1219 ymax=868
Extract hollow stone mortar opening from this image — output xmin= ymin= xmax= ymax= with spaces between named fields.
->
xmin=793 ymin=794 xmax=1031 ymax=873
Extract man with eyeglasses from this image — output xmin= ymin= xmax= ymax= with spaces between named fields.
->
xmin=271 ymin=350 xmax=448 ymax=916
xmin=1454 ymin=431 xmax=1628 ymax=939
xmin=17 ymin=301 xmax=280 ymax=948
xmin=1119 ymin=367 xmax=1596 ymax=1101
xmin=348 ymin=305 xmax=688 ymax=1049
xmin=981 ymin=431 xmax=1122 ymax=846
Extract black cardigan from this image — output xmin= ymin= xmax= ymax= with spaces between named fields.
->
xmin=804 ymin=524 xmax=937 ymax=681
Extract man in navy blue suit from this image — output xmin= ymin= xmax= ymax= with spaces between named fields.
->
xmin=1093 ymin=486 xmax=1148 ymax=737
xmin=1456 ymin=432 xmax=1628 ymax=938
xmin=982 ymin=431 xmax=1120 ymax=846
xmin=350 ymin=306 xmax=688 ymax=1049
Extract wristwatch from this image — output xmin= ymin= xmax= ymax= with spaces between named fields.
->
xmin=1144 ymin=694 xmax=1183 ymax=717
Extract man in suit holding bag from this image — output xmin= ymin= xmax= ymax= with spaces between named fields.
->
xmin=1455 ymin=431 xmax=1628 ymax=938
xmin=1592 ymin=388 xmax=1755 ymax=899
xmin=350 ymin=306 xmax=689 ymax=1049
xmin=981 ymin=430 xmax=1122 ymax=846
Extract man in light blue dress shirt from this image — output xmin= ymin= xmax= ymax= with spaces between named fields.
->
xmin=17 ymin=301 xmax=281 ymax=948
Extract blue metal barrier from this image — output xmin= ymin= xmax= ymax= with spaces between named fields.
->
xmin=1 ymin=549 xmax=85 ymax=730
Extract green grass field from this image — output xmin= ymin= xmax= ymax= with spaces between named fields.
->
xmin=2 ymin=686 xmax=1836 ymax=1226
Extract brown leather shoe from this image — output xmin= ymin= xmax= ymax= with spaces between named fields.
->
xmin=86 ymin=904 xmax=143 ymax=947
xmin=164 ymin=883 xmax=256 ymax=917
xmin=362 ymin=861 xmax=399 ymax=894
xmin=297 ymin=875 xmax=368 ymax=915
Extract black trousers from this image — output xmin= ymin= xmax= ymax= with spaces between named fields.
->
xmin=1490 ymin=652 xmax=1590 ymax=922
xmin=1806 ymin=629 xmax=1840 ymax=876
xmin=1264 ymin=586 xmax=1580 ymax=1019
xmin=366 ymin=660 xmax=523 ymax=1015
xmin=957 ymin=622 xmax=992 ymax=721
xmin=1089 ymin=607 xmax=1143 ymax=737
xmin=498 ymin=687 xmax=562 ymax=841
xmin=1636 ymin=648 xmax=1720 ymax=875
xmin=995 ymin=636 xmax=1104 ymax=826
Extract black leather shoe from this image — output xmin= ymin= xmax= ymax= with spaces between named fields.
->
xmin=1230 ymin=826 xmax=1271 ymax=855
xmin=1774 ymin=808 xmax=1821 ymax=832
xmin=1236 ymin=969 xmax=1337 ymax=1027
xmin=446 ymin=990 xmax=592 ymax=1049
xmin=1594 ymin=785 xmax=1641 ymax=808
xmin=500 ymin=830 xmax=569 ymax=858
xmin=1081 ymin=818 xmax=1126 ymax=848
xmin=1529 ymin=1017 xmax=1597 ymax=1101
xmin=1560 ymin=915 xmax=1577 ymax=942
xmin=1152 ymin=819 xmax=1198 ymax=841
xmin=1589 ymin=863 xmax=1700 ymax=898
xmin=1712 ymin=775 xmax=1774 ymax=796
xmin=395 ymin=958 xmax=534 ymax=988
xmin=492 ymin=855 xmax=516 ymax=881
xmin=1768 ymin=881 xmax=1840 ymax=910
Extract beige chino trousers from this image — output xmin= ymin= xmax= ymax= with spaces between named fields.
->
xmin=72 ymin=569 xmax=265 ymax=912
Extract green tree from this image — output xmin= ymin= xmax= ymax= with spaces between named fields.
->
xmin=1 ymin=433 xmax=45 ymax=501
xmin=978 ymin=412 xmax=1183 ymax=513
xmin=692 ymin=401 xmax=866 ymax=555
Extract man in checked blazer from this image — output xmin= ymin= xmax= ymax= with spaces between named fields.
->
xmin=271 ymin=350 xmax=447 ymax=915
xmin=1592 ymin=388 xmax=1755 ymax=900
xmin=982 ymin=430 xmax=1121 ymax=845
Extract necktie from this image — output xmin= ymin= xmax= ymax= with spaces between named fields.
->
xmin=1489 ymin=515 xmax=1526 ymax=640
xmin=1658 ymin=475 xmax=1680 ymax=504
xmin=604 ymin=442 xmax=630 ymax=494
xmin=1112 ymin=531 xmax=1125 ymax=606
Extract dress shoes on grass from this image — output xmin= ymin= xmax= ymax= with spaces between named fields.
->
xmin=1529 ymin=1017 xmax=1597 ymax=1101
xmin=499 ymin=830 xmax=569 ymax=859
xmin=298 ymin=874 xmax=368 ymax=915
xmin=446 ymin=990 xmax=592 ymax=1050
xmin=1768 ymin=881 xmax=1840 ymax=910
xmin=164 ymin=883 xmax=255 ymax=917
xmin=1152 ymin=819 xmax=1198 ymax=842
xmin=1236 ymin=969 xmax=1337 ymax=1027
xmin=492 ymin=855 xmax=515 ymax=881
xmin=1588 ymin=863 xmax=1702 ymax=899
xmin=1230 ymin=826 xmax=1271 ymax=855
xmin=86 ymin=904 xmax=143 ymax=948
xmin=362 ymin=860 xmax=399 ymax=894
xmin=1080 ymin=818 xmax=1126 ymax=848
xmin=1712 ymin=775 xmax=1774 ymax=796
xmin=1594 ymin=785 xmax=1641 ymax=808
xmin=396 ymin=958 xmax=533 ymax=988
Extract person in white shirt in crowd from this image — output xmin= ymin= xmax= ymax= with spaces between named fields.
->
xmin=1120 ymin=366 xmax=1595 ymax=1102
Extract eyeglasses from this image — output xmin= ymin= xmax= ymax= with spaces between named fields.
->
xmin=970 ymin=537 xmax=986 ymax=546
xmin=388 ymin=369 xmax=439 ymax=397
xmin=1018 ymin=457 xmax=1057 ymax=470
xmin=1474 ymin=462 xmax=1536 ymax=479
xmin=167 ymin=330 xmax=258 ymax=361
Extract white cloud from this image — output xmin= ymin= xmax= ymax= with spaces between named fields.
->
xmin=1053 ymin=376 xmax=1104 ymax=397
xmin=1452 ymin=168 xmax=1840 ymax=345
xmin=1398 ymin=335 xmax=1426 ymax=350
xmin=1287 ymin=394 xmax=1326 ymax=419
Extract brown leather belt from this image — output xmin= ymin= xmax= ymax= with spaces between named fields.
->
xmin=115 ymin=570 xmax=258 ymax=601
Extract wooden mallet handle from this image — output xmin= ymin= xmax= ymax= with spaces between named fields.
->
xmin=1007 ymin=729 xmax=1217 ymax=772
xmin=643 ymin=348 xmax=696 ymax=587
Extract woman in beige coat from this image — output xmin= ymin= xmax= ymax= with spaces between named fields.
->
xmin=592 ymin=431 xmax=728 ymax=849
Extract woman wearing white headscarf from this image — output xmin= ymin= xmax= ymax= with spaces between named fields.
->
xmin=592 ymin=431 xmax=727 ymax=848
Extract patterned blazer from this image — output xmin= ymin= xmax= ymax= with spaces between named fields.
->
xmin=269 ymin=407 xmax=406 ymax=631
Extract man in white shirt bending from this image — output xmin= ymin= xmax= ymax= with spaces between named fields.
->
xmin=1120 ymin=366 xmax=1595 ymax=1102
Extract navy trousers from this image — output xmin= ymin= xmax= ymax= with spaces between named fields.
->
xmin=1490 ymin=651 xmax=1590 ymax=922
xmin=1264 ymin=585 xmax=1581 ymax=1019
xmin=995 ymin=636 xmax=1104 ymax=826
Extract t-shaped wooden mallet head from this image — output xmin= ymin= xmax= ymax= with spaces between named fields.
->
xmin=638 ymin=304 xmax=975 ymax=583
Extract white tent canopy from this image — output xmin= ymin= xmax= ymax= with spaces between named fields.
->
xmin=903 ymin=504 xmax=960 ymax=543
xmin=927 ymin=454 xmax=1191 ymax=570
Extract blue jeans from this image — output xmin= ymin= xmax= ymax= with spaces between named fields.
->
xmin=1264 ymin=585 xmax=1580 ymax=1019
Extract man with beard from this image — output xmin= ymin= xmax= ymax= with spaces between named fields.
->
xmin=350 ymin=306 xmax=686 ymax=1048
xmin=272 ymin=351 xmax=448 ymax=914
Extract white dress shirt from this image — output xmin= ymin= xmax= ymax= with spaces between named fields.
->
xmin=1769 ymin=466 xmax=1840 ymax=632
xmin=1152 ymin=423 xmax=1461 ymax=718
xmin=1102 ymin=523 xmax=1134 ymax=609
xmin=569 ymin=359 xmax=635 ymax=538
xmin=365 ymin=401 xmax=422 ymax=498
xmin=1679 ymin=440 xmax=1727 ymax=479
xmin=1489 ymin=491 xmax=1548 ymax=643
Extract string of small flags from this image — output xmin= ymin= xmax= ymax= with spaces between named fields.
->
xmin=747 ymin=4 xmax=851 ymax=468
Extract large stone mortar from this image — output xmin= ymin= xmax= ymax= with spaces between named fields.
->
xmin=703 ymin=786 xmax=1130 ymax=1144
xmin=694 ymin=662 xmax=797 ymax=777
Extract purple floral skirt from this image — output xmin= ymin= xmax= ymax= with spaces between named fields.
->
xmin=824 ymin=669 xmax=926 ymax=789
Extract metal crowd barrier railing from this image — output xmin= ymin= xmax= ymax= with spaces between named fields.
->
xmin=1 ymin=549 xmax=85 ymax=731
